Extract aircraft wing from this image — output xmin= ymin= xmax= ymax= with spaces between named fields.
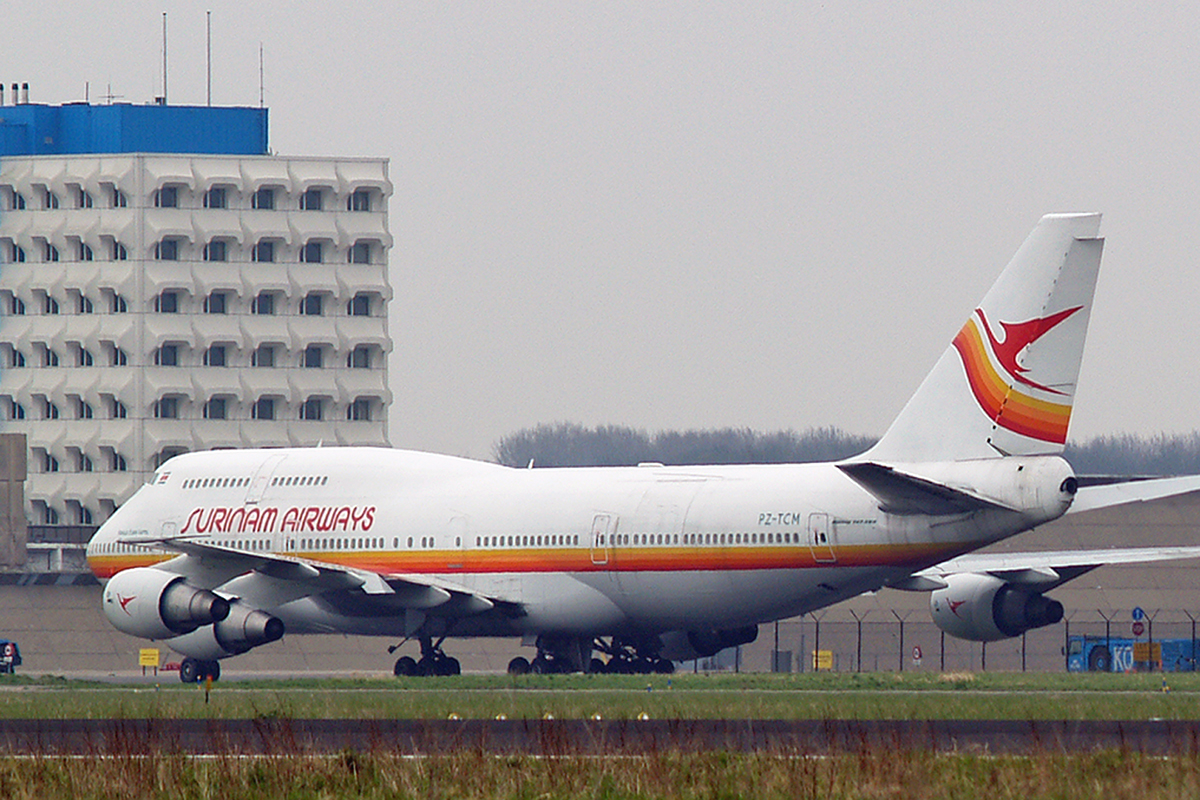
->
xmin=117 ymin=534 xmax=496 ymax=613
xmin=906 ymin=546 xmax=1200 ymax=592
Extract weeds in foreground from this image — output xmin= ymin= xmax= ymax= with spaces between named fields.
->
xmin=0 ymin=749 xmax=1198 ymax=799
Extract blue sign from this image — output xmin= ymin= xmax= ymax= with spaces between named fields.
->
xmin=1132 ymin=607 xmax=1146 ymax=621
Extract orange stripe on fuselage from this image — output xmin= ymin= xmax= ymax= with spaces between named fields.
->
xmin=88 ymin=541 xmax=964 ymax=581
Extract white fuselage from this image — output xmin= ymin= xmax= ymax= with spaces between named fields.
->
xmin=86 ymin=447 xmax=1071 ymax=642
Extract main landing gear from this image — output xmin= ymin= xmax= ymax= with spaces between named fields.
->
xmin=179 ymin=657 xmax=221 ymax=683
xmin=391 ymin=635 xmax=461 ymax=677
xmin=505 ymin=636 xmax=676 ymax=675
xmin=591 ymin=637 xmax=675 ymax=675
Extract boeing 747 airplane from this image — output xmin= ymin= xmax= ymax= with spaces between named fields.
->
xmin=86 ymin=213 xmax=1200 ymax=680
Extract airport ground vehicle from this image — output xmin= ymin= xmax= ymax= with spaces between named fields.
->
xmin=0 ymin=640 xmax=21 ymax=674
xmin=1066 ymin=635 xmax=1199 ymax=672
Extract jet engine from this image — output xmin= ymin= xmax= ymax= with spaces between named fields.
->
xmin=930 ymin=573 xmax=1063 ymax=642
xmin=165 ymin=601 xmax=285 ymax=660
xmin=657 ymin=625 xmax=759 ymax=661
xmin=102 ymin=567 xmax=230 ymax=640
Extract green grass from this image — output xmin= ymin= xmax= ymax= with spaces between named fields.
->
xmin=2 ymin=750 xmax=1200 ymax=799
xmin=0 ymin=671 xmax=1198 ymax=721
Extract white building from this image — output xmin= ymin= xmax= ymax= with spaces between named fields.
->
xmin=0 ymin=103 xmax=392 ymax=525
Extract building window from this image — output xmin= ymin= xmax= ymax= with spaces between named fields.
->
xmin=203 ymin=186 xmax=228 ymax=209
xmin=154 ymin=397 xmax=180 ymax=419
xmin=252 ymin=398 xmax=276 ymax=420
xmin=77 ymin=295 xmax=93 ymax=314
xmin=300 ymin=241 xmax=323 ymax=263
xmin=109 ymin=399 xmax=127 ymax=419
xmin=252 ymin=187 xmax=275 ymax=210
xmin=303 ymin=345 xmax=323 ymax=368
xmin=203 ymin=240 xmax=228 ymax=262
xmin=78 ymin=452 xmax=94 ymax=471
xmin=348 ymin=346 xmax=371 ymax=369
xmin=43 ymin=296 xmax=59 ymax=315
xmin=75 ymin=399 xmax=94 ymax=419
xmin=204 ymin=344 xmax=227 ymax=367
xmin=78 ymin=506 xmax=93 ymax=525
xmin=43 ymin=189 xmax=59 ymax=209
xmin=299 ymin=397 xmax=323 ymax=421
xmin=77 ymin=242 xmax=94 ymax=261
xmin=251 ymin=292 xmax=275 ymax=315
xmin=155 ymin=186 xmax=179 ymax=208
xmin=300 ymin=293 xmax=323 ymax=316
xmin=203 ymin=397 xmax=228 ymax=420
xmin=348 ymin=190 xmax=371 ymax=212
xmin=110 ymin=293 xmax=128 ymax=313
xmin=9 ymin=350 xmax=25 ymax=367
xmin=44 ymin=243 xmax=59 ymax=262
xmin=76 ymin=188 xmax=93 ymax=208
xmin=11 ymin=192 xmax=25 ymax=210
xmin=43 ymin=453 xmax=59 ymax=472
xmin=8 ymin=243 xmax=25 ymax=263
xmin=300 ymin=188 xmax=323 ymax=211
xmin=348 ymin=241 xmax=370 ymax=264
xmin=347 ymin=398 xmax=371 ymax=421
xmin=155 ymin=344 xmax=179 ymax=366
xmin=8 ymin=401 xmax=24 ymax=420
xmin=156 ymin=291 xmax=179 ymax=313
xmin=9 ymin=296 xmax=25 ymax=315
xmin=111 ymin=452 xmax=128 ymax=471
xmin=43 ymin=400 xmax=60 ymax=420
xmin=252 ymin=345 xmax=275 ymax=367
xmin=77 ymin=348 xmax=94 ymax=367
xmin=252 ymin=240 xmax=275 ymax=262
xmin=347 ymin=294 xmax=371 ymax=316
xmin=110 ymin=187 xmax=127 ymax=208
xmin=204 ymin=292 xmax=228 ymax=314
xmin=110 ymin=241 xmax=128 ymax=261
xmin=108 ymin=345 xmax=128 ymax=366
xmin=156 ymin=239 xmax=179 ymax=261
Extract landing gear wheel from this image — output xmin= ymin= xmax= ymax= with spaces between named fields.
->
xmin=590 ymin=658 xmax=607 ymax=674
xmin=443 ymin=656 xmax=461 ymax=676
xmin=508 ymin=656 xmax=530 ymax=675
xmin=394 ymin=656 xmax=418 ymax=676
xmin=202 ymin=660 xmax=221 ymax=681
xmin=179 ymin=658 xmax=200 ymax=684
xmin=653 ymin=658 xmax=675 ymax=675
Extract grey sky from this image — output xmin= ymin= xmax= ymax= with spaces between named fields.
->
xmin=7 ymin=2 xmax=1200 ymax=459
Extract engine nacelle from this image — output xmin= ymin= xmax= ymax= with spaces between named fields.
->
xmin=658 ymin=625 xmax=759 ymax=661
xmin=103 ymin=567 xmax=230 ymax=640
xmin=931 ymin=573 xmax=1063 ymax=642
xmin=166 ymin=601 xmax=285 ymax=660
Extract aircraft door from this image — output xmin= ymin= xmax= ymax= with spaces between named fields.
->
xmin=808 ymin=512 xmax=837 ymax=563
xmin=590 ymin=514 xmax=612 ymax=565
xmin=245 ymin=454 xmax=286 ymax=504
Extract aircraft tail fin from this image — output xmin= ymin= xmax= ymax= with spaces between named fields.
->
xmin=864 ymin=213 xmax=1104 ymax=462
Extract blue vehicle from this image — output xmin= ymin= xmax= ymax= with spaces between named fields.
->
xmin=1067 ymin=635 xmax=1200 ymax=673
xmin=0 ymin=639 xmax=20 ymax=674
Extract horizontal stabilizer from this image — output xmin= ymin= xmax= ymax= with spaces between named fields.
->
xmin=1067 ymin=474 xmax=1200 ymax=515
xmin=838 ymin=462 xmax=1016 ymax=515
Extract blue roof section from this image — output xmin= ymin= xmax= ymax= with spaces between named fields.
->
xmin=0 ymin=103 xmax=268 ymax=156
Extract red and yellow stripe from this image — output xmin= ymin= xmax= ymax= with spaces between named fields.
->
xmin=952 ymin=317 xmax=1072 ymax=444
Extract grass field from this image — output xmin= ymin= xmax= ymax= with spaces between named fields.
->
xmin=1 ymin=749 xmax=1199 ymax=799
xmin=2 ymin=672 xmax=1200 ymax=798
xmin=1 ymin=670 xmax=1198 ymax=721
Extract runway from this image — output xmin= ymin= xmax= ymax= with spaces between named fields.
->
xmin=2 ymin=718 xmax=1199 ymax=755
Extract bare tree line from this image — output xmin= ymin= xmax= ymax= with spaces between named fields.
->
xmin=493 ymin=424 xmax=1200 ymax=476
